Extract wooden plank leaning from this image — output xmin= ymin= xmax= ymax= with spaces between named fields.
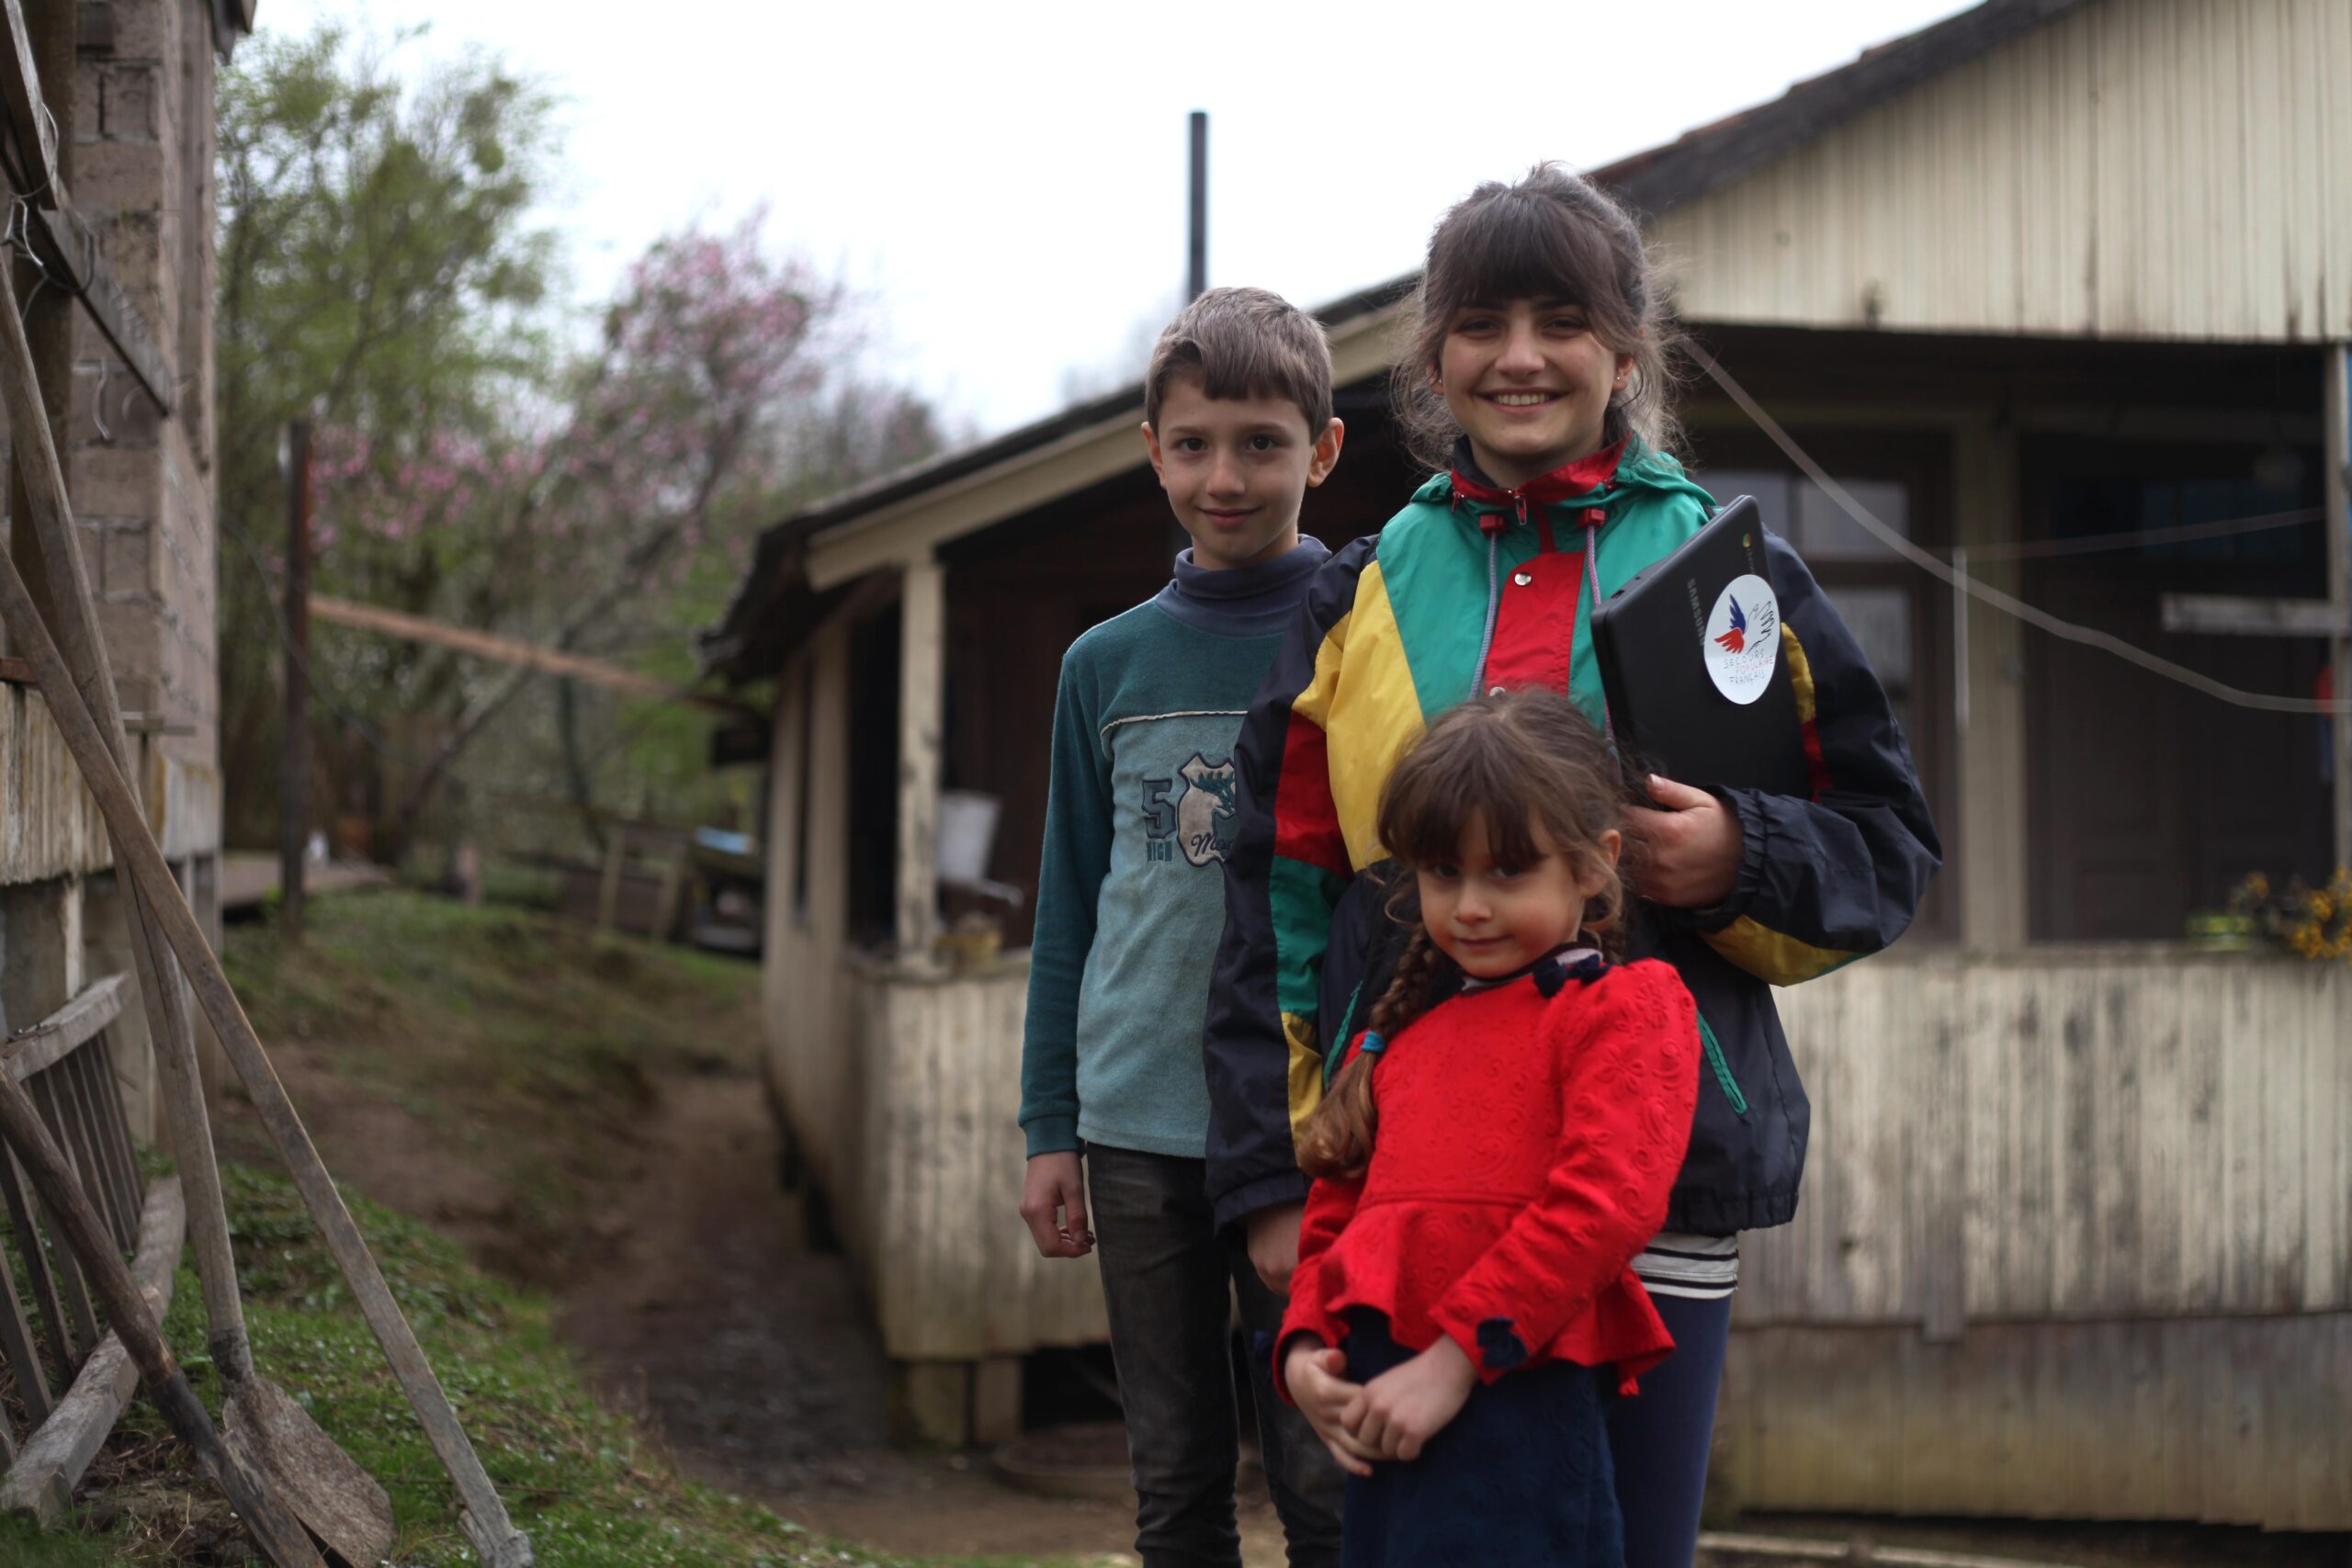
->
xmin=0 ymin=502 xmax=545 ymax=1563
xmin=0 ymin=1085 xmax=321 ymax=1564
xmin=0 ymin=225 xmax=398 ymax=1560
xmin=0 ymin=278 xmax=527 ymax=1563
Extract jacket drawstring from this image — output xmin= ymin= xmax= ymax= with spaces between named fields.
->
xmin=1470 ymin=522 xmax=1502 ymax=697
xmin=1580 ymin=507 xmax=1614 ymax=743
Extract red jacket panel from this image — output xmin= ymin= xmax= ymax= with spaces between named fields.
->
xmin=1277 ymin=953 xmax=1699 ymax=1398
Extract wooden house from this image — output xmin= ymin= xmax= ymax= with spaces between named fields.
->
xmin=2 ymin=0 xmax=238 ymax=1146
xmin=0 ymin=0 xmax=244 ymax=1511
xmin=703 ymin=0 xmax=2352 ymax=1529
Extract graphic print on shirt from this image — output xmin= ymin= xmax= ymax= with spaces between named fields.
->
xmin=1142 ymin=752 xmax=1238 ymax=867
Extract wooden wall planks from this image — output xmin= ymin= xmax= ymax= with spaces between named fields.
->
xmin=855 ymin=963 xmax=1104 ymax=1362
xmin=1653 ymin=0 xmax=2352 ymax=344
xmin=1723 ymin=1313 xmax=2352 ymax=1529
xmin=1749 ymin=948 xmax=2352 ymax=1329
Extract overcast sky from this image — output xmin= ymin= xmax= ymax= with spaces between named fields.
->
xmin=254 ymin=1 xmax=1973 ymax=439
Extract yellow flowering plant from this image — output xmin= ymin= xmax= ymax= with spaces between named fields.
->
xmin=2226 ymin=868 xmax=2352 ymax=964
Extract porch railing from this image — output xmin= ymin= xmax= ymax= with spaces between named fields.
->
xmin=0 ymin=974 xmax=187 ymax=1520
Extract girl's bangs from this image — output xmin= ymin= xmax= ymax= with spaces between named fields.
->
xmin=1433 ymin=192 xmax=1623 ymax=321
xmin=1383 ymin=732 xmax=1550 ymax=870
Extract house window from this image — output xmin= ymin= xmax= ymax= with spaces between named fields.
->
xmin=2020 ymin=438 xmax=2330 ymax=942
xmin=1693 ymin=469 xmax=1923 ymax=744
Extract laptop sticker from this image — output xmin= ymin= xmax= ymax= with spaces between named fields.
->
xmin=1704 ymin=573 xmax=1780 ymax=705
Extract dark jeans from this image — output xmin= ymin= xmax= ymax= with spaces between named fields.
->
xmin=1089 ymin=1145 xmax=1345 ymax=1568
xmin=1607 ymin=1290 xmax=1733 ymax=1568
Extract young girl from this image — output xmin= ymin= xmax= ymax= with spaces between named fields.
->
xmin=1274 ymin=691 xmax=1698 ymax=1567
xmin=1204 ymin=164 xmax=1940 ymax=1567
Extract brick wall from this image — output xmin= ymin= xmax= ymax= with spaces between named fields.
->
xmin=62 ymin=0 xmax=222 ymax=863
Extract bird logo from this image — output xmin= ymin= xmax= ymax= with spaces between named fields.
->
xmin=1713 ymin=594 xmax=1748 ymax=655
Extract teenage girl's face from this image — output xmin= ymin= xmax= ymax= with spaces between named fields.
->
xmin=1415 ymin=812 xmax=1622 ymax=980
xmin=1434 ymin=299 xmax=1635 ymax=490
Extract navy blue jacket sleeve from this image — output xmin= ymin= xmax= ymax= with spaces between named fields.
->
xmin=1684 ymin=532 xmax=1941 ymax=983
xmin=1203 ymin=540 xmax=1374 ymax=1235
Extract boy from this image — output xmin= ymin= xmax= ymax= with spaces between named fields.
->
xmin=1017 ymin=287 xmax=1347 ymax=1568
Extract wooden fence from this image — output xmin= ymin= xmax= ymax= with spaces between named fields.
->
xmin=0 ymin=975 xmax=187 ymax=1520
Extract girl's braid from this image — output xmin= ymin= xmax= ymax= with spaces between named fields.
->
xmin=1366 ymin=925 xmax=1449 ymax=1044
xmin=1297 ymin=926 xmax=1456 ymax=1183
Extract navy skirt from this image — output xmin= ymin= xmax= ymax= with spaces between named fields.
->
xmin=1340 ymin=1312 xmax=1623 ymax=1568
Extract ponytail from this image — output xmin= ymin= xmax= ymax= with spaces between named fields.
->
xmin=1295 ymin=926 xmax=1453 ymax=1183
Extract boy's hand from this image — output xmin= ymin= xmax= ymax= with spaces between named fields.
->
xmin=1625 ymin=774 xmax=1744 ymax=908
xmin=1340 ymin=1335 xmax=1476 ymax=1463
xmin=1247 ymin=1201 xmax=1306 ymax=1292
xmin=1284 ymin=1339 xmax=1376 ymax=1478
xmin=1018 ymin=1153 xmax=1094 ymax=1258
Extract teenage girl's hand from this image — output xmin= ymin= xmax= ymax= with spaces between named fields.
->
xmin=1018 ymin=1152 xmax=1094 ymax=1258
xmin=1623 ymin=774 xmax=1745 ymax=908
xmin=1284 ymin=1339 xmax=1378 ymax=1478
xmin=1341 ymin=1335 xmax=1478 ymax=1462
xmin=1247 ymin=1200 xmax=1306 ymax=1293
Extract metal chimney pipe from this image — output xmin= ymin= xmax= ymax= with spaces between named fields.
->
xmin=1187 ymin=111 xmax=1207 ymax=302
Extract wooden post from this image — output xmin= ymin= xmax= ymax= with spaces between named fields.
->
xmin=1953 ymin=416 xmax=2029 ymax=950
xmin=280 ymin=421 xmax=311 ymax=941
xmin=597 ymin=827 xmax=627 ymax=935
xmin=895 ymin=556 xmax=944 ymax=964
xmin=2326 ymin=344 xmax=2351 ymax=874
xmin=650 ymin=842 xmax=686 ymax=944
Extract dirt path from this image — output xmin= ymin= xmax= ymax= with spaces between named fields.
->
xmin=548 ymin=1063 xmax=1291 ymax=1564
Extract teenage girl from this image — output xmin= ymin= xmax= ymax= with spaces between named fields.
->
xmin=1204 ymin=163 xmax=1940 ymax=1568
xmin=1275 ymin=689 xmax=1696 ymax=1567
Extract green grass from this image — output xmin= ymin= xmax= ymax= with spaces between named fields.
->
xmin=217 ymin=890 xmax=764 ymax=1275
xmin=0 ymin=1517 xmax=115 ymax=1566
xmin=6 ymin=893 xmax=1121 ymax=1567
xmin=19 ymin=1163 xmax=899 ymax=1565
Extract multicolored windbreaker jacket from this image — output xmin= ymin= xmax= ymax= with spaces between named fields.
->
xmin=1203 ymin=437 xmax=1941 ymax=1238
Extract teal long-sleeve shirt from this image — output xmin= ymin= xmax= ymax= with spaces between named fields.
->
xmin=1019 ymin=539 xmax=1329 ymax=1159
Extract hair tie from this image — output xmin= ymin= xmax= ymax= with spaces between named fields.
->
xmin=1357 ymin=1032 xmax=1387 ymax=1058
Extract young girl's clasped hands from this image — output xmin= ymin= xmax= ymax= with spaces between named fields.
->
xmin=1275 ymin=691 xmax=1700 ymax=1566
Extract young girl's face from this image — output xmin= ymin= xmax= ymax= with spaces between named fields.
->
xmin=1415 ymin=811 xmax=1621 ymax=979
xmin=1436 ymin=299 xmax=1635 ymax=489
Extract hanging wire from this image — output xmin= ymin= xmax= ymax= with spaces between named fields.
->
xmin=1955 ymin=504 xmax=2324 ymax=561
xmin=1686 ymin=340 xmax=2351 ymax=717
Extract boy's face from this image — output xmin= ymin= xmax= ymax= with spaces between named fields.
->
xmin=1142 ymin=373 xmax=1343 ymax=570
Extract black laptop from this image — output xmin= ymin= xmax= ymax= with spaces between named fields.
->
xmin=1589 ymin=496 xmax=1815 ymax=799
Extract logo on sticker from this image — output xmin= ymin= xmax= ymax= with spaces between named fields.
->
xmin=1704 ymin=573 xmax=1779 ymax=705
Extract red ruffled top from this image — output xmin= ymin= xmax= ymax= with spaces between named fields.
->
xmin=1276 ymin=954 xmax=1699 ymax=1400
